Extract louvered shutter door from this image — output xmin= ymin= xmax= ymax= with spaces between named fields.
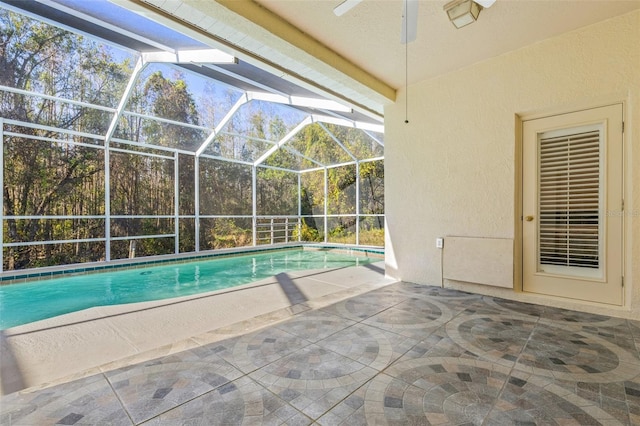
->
xmin=538 ymin=129 xmax=601 ymax=271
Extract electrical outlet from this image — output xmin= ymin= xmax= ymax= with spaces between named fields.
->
xmin=436 ymin=238 xmax=444 ymax=249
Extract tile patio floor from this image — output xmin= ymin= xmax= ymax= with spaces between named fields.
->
xmin=1 ymin=282 xmax=640 ymax=425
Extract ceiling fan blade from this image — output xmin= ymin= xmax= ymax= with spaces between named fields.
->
xmin=474 ymin=0 xmax=496 ymax=8
xmin=400 ymin=0 xmax=418 ymax=44
xmin=333 ymin=0 xmax=363 ymax=16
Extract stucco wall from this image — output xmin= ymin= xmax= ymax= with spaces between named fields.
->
xmin=384 ymin=10 xmax=640 ymax=318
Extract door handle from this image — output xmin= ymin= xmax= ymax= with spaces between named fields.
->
xmin=525 ymin=215 xmax=534 ymax=222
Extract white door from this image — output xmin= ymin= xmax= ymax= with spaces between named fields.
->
xmin=522 ymin=104 xmax=623 ymax=305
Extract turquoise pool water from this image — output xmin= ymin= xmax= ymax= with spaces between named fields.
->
xmin=0 ymin=249 xmax=376 ymax=329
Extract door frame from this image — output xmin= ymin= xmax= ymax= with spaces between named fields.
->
xmin=515 ymin=100 xmax=626 ymax=305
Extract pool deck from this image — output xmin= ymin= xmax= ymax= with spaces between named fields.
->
xmin=0 ymin=261 xmax=394 ymax=396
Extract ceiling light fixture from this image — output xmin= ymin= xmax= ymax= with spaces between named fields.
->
xmin=444 ymin=0 xmax=484 ymax=29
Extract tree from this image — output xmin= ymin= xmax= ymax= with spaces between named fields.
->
xmin=110 ymin=71 xmax=203 ymax=259
xmin=1 ymin=10 xmax=131 ymax=269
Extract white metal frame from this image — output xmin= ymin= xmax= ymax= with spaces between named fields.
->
xmin=0 ymin=14 xmax=385 ymax=271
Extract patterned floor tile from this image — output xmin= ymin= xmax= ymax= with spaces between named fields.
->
xmin=315 ymin=323 xmax=418 ymax=371
xmin=482 ymin=296 xmax=546 ymax=317
xmin=140 ymin=376 xmax=312 ymax=425
xmin=359 ymin=284 xmax=413 ymax=302
xmin=622 ymin=371 xmax=640 ymax=425
xmin=631 ymin=320 xmax=640 ymax=359
xmin=406 ymin=286 xmax=483 ymax=313
xmin=203 ymin=327 xmax=312 ymax=374
xmin=516 ymin=323 xmax=639 ymax=383
xmin=361 ymin=297 xmax=453 ymax=340
xmin=486 ymin=370 xmax=621 ymax=425
xmin=363 ymin=357 xmax=511 ymax=425
xmin=273 ymin=310 xmax=356 ymax=343
xmin=400 ymin=326 xmax=481 ymax=361
xmin=320 ymin=293 xmax=398 ymax=322
xmin=540 ymin=309 xmax=640 ymax=360
xmin=105 ymin=354 xmax=243 ymax=424
xmin=316 ymin=385 xmax=367 ymax=426
xmin=249 ymin=344 xmax=376 ymax=419
xmin=550 ymin=373 xmax=640 ymax=425
xmin=0 ymin=375 xmax=131 ymax=425
xmin=444 ymin=313 xmax=538 ymax=366
xmin=403 ymin=284 xmax=478 ymax=300
xmin=542 ymin=306 xmax=624 ymax=325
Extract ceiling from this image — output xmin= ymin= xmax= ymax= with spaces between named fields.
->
xmin=254 ymin=0 xmax=640 ymax=90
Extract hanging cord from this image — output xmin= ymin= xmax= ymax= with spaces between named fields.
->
xmin=404 ymin=1 xmax=409 ymax=124
xmin=404 ymin=41 xmax=409 ymax=124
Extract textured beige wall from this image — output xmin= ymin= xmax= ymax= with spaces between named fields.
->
xmin=385 ymin=10 xmax=640 ymax=318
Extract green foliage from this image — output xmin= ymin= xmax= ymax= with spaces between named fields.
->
xmin=358 ymin=228 xmax=385 ymax=247
xmin=205 ymin=219 xmax=252 ymax=249
xmin=199 ymin=159 xmax=252 ymax=215
xmin=360 ymin=160 xmax=384 ymax=215
xmin=256 ymin=167 xmax=297 ymax=215
xmin=327 ymin=164 xmax=356 ymax=215
xmin=139 ymin=71 xmax=206 ymax=150
xmin=295 ymin=219 xmax=323 ymax=242
xmin=178 ymin=219 xmax=196 ymax=253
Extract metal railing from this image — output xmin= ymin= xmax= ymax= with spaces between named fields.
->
xmin=256 ymin=216 xmax=300 ymax=245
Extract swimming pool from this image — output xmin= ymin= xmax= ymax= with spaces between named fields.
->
xmin=0 ymin=248 xmax=378 ymax=329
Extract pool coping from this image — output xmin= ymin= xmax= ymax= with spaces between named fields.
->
xmin=0 ymin=243 xmax=384 ymax=285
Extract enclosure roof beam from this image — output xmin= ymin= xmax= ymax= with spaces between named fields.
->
xmin=282 ymin=145 xmax=325 ymax=168
xmin=206 ymin=65 xmax=289 ymax=97
xmin=311 ymin=114 xmax=384 ymax=133
xmin=38 ymin=0 xmax=177 ymax=53
xmin=198 ymin=153 xmax=253 ymax=166
xmin=364 ymin=130 xmax=384 ymax=147
xmin=123 ymin=111 xmax=211 ymax=131
xmin=317 ymin=122 xmax=357 ymax=162
xmin=360 ymin=156 xmax=385 ymax=163
xmin=253 ymin=116 xmax=313 ymax=167
xmin=254 ymin=112 xmax=378 ymax=168
xmin=104 ymin=56 xmax=146 ymax=145
xmin=247 ymin=91 xmax=351 ymax=114
xmin=141 ymin=50 xmax=237 ymax=65
xmin=218 ymin=132 xmax=277 ymax=146
xmin=0 ymin=85 xmax=116 ymax=113
xmin=195 ymin=93 xmax=249 ymax=157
